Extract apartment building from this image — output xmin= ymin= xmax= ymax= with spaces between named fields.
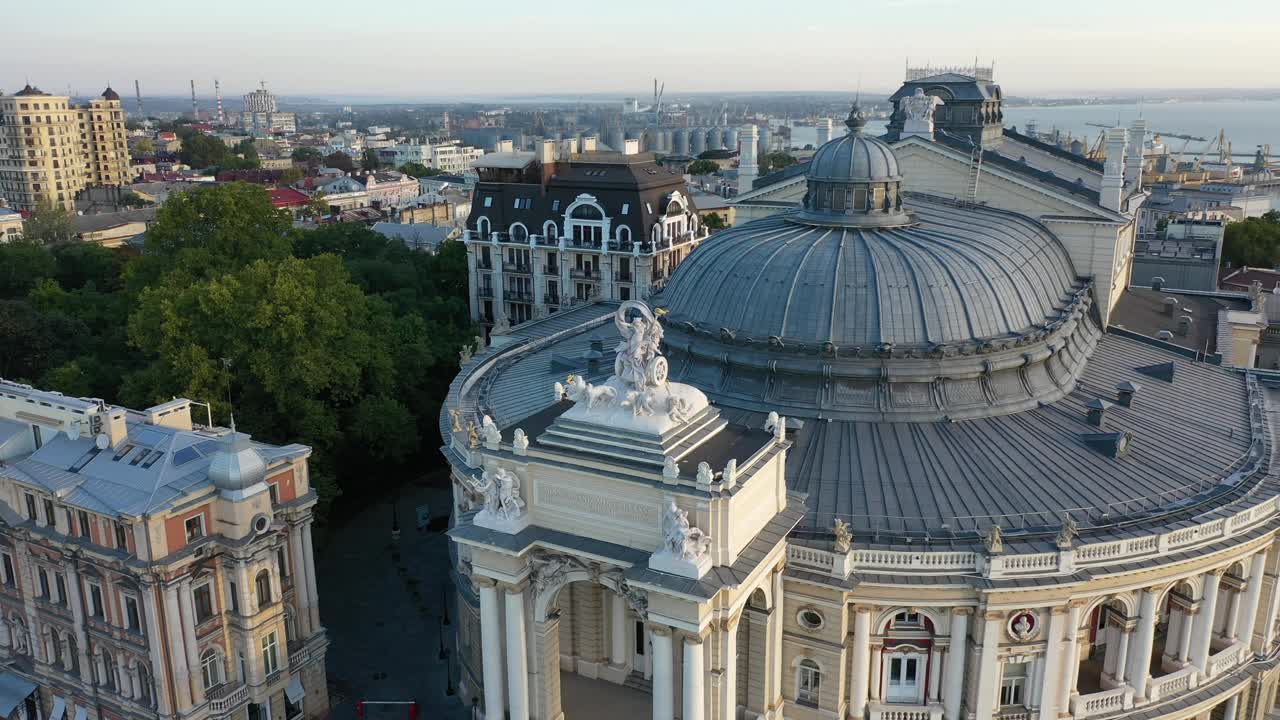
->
xmin=0 ymin=379 xmax=328 ymax=720
xmin=0 ymin=85 xmax=132 ymax=212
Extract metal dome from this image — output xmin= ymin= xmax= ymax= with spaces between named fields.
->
xmin=208 ymin=430 xmax=267 ymax=495
xmin=807 ymin=104 xmax=901 ymax=184
xmin=661 ymin=197 xmax=1079 ymax=349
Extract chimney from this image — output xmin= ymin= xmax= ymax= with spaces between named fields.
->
xmin=1126 ymin=119 xmax=1147 ymax=191
xmin=585 ymin=338 xmax=605 ymax=373
xmin=1163 ymin=297 xmax=1179 ymax=316
xmin=101 ymin=408 xmax=129 ymax=448
xmin=1156 ymin=330 xmax=1174 ymax=341
xmin=1177 ymin=315 xmax=1192 ymax=336
xmin=623 ymin=138 xmax=640 ymax=156
xmin=1150 ymin=276 xmax=1164 ymax=291
xmin=738 ymin=124 xmax=759 ymax=195
xmin=1116 ymin=381 xmax=1141 ymax=408
xmin=582 ymin=135 xmax=597 ymax=152
xmin=1086 ymin=398 xmax=1113 ymax=428
xmin=144 ymin=398 xmax=194 ymax=431
xmin=539 ymin=139 xmax=556 ymax=164
xmin=1101 ymin=127 xmax=1128 ymax=211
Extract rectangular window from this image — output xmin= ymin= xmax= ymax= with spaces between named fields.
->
xmin=0 ymin=553 xmax=12 ymax=586
xmin=185 ymin=515 xmax=205 ymax=543
xmin=1000 ymin=663 xmax=1027 ymax=706
xmin=268 ymin=483 xmax=279 ymax=506
xmin=78 ymin=510 xmax=91 ymax=537
xmin=277 ymin=548 xmax=289 ymax=579
xmin=194 ymin=583 xmax=214 ymax=622
xmin=114 ymin=522 xmax=129 ymax=550
xmin=262 ymin=632 xmax=279 ymax=676
xmin=124 ymin=594 xmax=141 ymax=631
xmin=38 ymin=568 xmax=50 ymax=598
xmin=42 ymin=499 xmax=55 ymax=527
xmin=24 ymin=494 xmax=37 ymax=521
xmin=620 ymin=203 xmax=630 ymax=214
xmin=482 ymin=196 xmax=492 ymax=207
xmin=55 ymin=574 xmax=66 ymax=606
xmin=228 ymin=581 xmax=239 ymax=613
xmin=88 ymin=582 xmax=104 ymax=618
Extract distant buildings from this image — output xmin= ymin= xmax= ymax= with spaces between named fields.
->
xmin=0 ymin=85 xmax=132 ymax=212
xmin=0 ymin=203 xmax=22 ymax=241
xmin=0 ymin=380 xmax=329 ymax=720
xmin=239 ymin=84 xmax=296 ymax=134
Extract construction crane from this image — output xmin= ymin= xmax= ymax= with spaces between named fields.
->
xmin=652 ymin=79 xmax=664 ymax=126
xmin=1086 ymin=130 xmax=1106 ymax=161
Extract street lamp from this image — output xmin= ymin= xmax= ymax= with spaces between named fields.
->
xmin=441 ymin=583 xmax=451 ymax=626
xmin=438 ymin=616 xmax=449 ymax=661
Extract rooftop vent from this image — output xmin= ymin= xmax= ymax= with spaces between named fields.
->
xmin=1135 ymin=361 xmax=1176 ymax=383
xmin=1177 ymin=315 xmax=1193 ymax=336
xmin=1086 ymin=398 xmax=1113 ymax=428
xmin=1156 ymin=330 xmax=1174 ymax=341
xmin=1151 ymin=276 xmax=1165 ymax=291
xmin=1116 ymin=381 xmax=1141 ymax=408
xmin=1163 ymin=297 xmax=1179 ymax=316
xmin=1082 ymin=431 xmax=1133 ymax=459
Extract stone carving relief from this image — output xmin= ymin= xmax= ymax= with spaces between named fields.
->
xmin=660 ymin=499 xmax=711 ymax=562
xmin=480 ymin=415 xmax=501 ymax=449
xmin=901 ymin=88 xmax=945 ymax=123
xmin=1007 ymin=611 xmax=1040 ymax=642
xmin=832 ymin=518 xmax=852 ymax=553
xmin=662 ymin=456 xmax=679 ymax=479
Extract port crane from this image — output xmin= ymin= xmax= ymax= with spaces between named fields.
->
xmin=1084 ymin=122 xmax=1205 ymax=142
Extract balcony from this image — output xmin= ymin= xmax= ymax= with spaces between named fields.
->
xmin=616 ymin=272 xmax=633 ymax=283
xmin=507 ymin=263 xmax=532 ymax=275
xmin=506 ymin=289 xmax=533 ymax=302
xmin=570 ymin=268 xmax=601 ymax=280
xmin=543 ymin=295 xmax=561 ymax=306
xmin=542 ymin=265 xmax=559 ymax=276
xmin=1070 ymin=686 xmax=1134 ymax=718
xmin=477 ymin=287 xmax=494 ymax=299
xmin=868 ymin=702 xmax=944 ymax=720
xmin=207 ymin=684 xmax=250 ymax=718
xmin=476 ymin=258 xmax=493 ymax=270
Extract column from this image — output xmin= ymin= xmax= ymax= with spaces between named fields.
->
xmin=141 ymin=585 xmax=173 ymax=715
xmin=1114 ymin=626 xmax=1132 ymax=683
xmin=610 ymin=594 xmax=627 ymax=666
xmin=1040 ymin=607 xmax=1068 ymax=718
xmin=289 ymin=525 xmax=312 ymax=637
xmin=1057 ymin=603 xmax=1082 ymax=711
xmin=1223 ymin=693 xmax=1239 ymax=720
xmin=1102 ymin=625 xmax=1120 ymax=677
xmin=652 ymin=626 xmax=674 ymax=720
xmin=162 ymin=583 xmax=193 ymax=710
xmin=301 ymin=521 xmax=321 ymax=630
xmin=1164 ymin=609 xmax=1183 ymax=664
xmin=115 ymin=653 xmax=130 ymax=698
xmin=129 ymin=661 xmax=142 ymax=700
xmin=943 ymin=609 xmax=969 ymax=720
xmin=477 ymin=580 xmax=506 ymax=720
xmin=1224 ymin=583 xmax=1242 ymax=641
xmin=1127 ymin=587 xmax=1159 ymax=698
xmin=60 ymin=633 xmax=74 ymax=673
xmin=868 ymin=645 xmax=883 ymax=703
xmin=768 ymin=565 xmax=785 ymax=717
xmin=61 ymin=562 xmax=92 ymax=684
xmin=1260 ymin=542 xmax=1280 ymax=653
xmin=720 ymin=615 xmax=739 ymax=720
xmin=504 ymin=585 xmax=529 ymax=720
xmin=1191 ymin=571 xmax=1222 ymax=676
xmin=928 ymin=645 xmax=943 ymax=702
xmin=179 ymin=579 xmax=205 ymax=705
xmin=849 ymin=606 xmax=872 ymax=719
xmin=1237 ymin=552 xmax=1267 ymax=650
xmin=684 ymin=635 xmax=705 ymax=720
xmin=972 ymin=612 xmax=1003 ymax=720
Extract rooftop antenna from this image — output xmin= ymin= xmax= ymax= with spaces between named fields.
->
xmin=221 ymin=357 xmax=235 ymax=431
xmin=190 ymin=79 xmax=198 ymax=120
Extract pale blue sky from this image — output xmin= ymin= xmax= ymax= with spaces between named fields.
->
xmin=4 ymin=0 xmax=1278 ymax=98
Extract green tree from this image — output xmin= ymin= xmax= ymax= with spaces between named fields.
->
xmin=703 ymin=212 xmax=728 ymax=230
xmin=1223 ymin=217 xmax=1280 ymax=268
xmin=278 ymin=167 xmax=305 ymax=186
xmin=178 ymin=133 xmax=230 ymax=168
xmin=324 ymin=152 xmax=356 ymax=173
xmin=1263 ymin=210 xmax=1280 ymax=224
xmin=361 ymin=148 xmax=382 ymax=170
xmin=760 ymin=152 xmax=798 ymax=175
xmin=134 ymin=138 xmax=156 ymax=155
xmin=0 ymin=241 xmax=57 ymax=297
xmin=23 ymin=202 xmax=76 ymax=245
xmin=305 ymin=193 xmax=331 ymax=221
xmin=687 ymin=159 xmax=720 ymax=175
xmin=398 ymin=162 xmax=442 ymax=178
xmin=292 ymin=147 xmax=323 ymax=164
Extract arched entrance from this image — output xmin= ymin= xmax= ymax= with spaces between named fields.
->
xmin=530 ymin=557 xmax=652 ymax=720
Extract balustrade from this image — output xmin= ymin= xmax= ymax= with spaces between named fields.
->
xmin=1145 ymin=666 xmax=1196 ymax=702
xmin=868 ymin=703 xmax=943 ymax=720
xmin=1070 ymin=686 xmax=1133 ymax=718
xmin=1206 ymin=642 xmax=1246 ymax=678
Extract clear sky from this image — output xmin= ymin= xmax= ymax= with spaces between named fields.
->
xmin=4 ymin=0 xmax=1278 ymax=99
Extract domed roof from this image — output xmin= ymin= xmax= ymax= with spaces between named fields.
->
xmin=807 ymin=104 xmax=901 ymax=184
xmin=101 ymin=86 xmax=120 ymax=101
xmin=661 ymin=197 xmax=1079 ymax=349
xmin=208 ymin=430 xmax=267 ymax=495
xmin=14 ymin=84 xmax=47 ymax=97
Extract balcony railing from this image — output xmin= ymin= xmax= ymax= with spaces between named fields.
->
xmin=207 ymin=684 xmax=250 ymax=717
xmin=542 ymin=265 xmax=559 ymax=276
xmin=1206 ymin=641 xmax=1246 ymax=678
xmin=1145 ymin=665 xmax=1197 ymax=702
xmin=570 ymin=268 xmax=600 ymax=280
xmin=507 ymin=263 xmax=532 ymax=275
xmin=543 ymin=295 xmax=561 ymax=306
xmin=1070 ymin=686 xmax=1133 ymax=718
xmin=477 ymin=287 xmax=494 ymax=299
xmin=868 ymin=702 xmax=943 ymax=720
xmin=506 ymin=289 xmax=533 ymax=302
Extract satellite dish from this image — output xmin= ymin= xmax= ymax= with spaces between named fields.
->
xmin=95 ymin=433 xmax=110 ymax=450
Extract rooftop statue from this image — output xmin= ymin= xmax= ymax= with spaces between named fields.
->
xmin=615 ymin=300 xmax=667 ymax=390
xmin=901 ymin=88 xmax=945 ymax=123
xmin=660 ymin=498 xmax=711 ymax=563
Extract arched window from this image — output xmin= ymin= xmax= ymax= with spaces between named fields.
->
xmin=101 ymin=648 xmax=116 ymax=691
xmin=543 ymin=221 xmax=557 ymax=240
xmin=617 ymin=225 xmax=632 ymax=247
xmin=570 ymin=204 xmax=602 ymax=220
xmin=256 ymin=570 xmax=272 ymax=609
xmin=476 ymin=216 xmax=491 ymax=239
xmin=138 ymin=663 xmax=153 ymax=706
xmin=797 ymin=659 xmax=821 ymax=706
xmin=201 ymin=648 xmax=223 ymax=690
xmin=510 ymin=224 xmax=528 ymax=243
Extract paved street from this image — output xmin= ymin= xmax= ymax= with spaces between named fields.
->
xmin=317 ymin=482 xmax=470 ymax=720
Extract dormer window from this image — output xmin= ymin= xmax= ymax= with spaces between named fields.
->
xmin=185 ymin=515 xmax=205 ymax=543
xmin=620 ymin=203 xmax=630 ymax=215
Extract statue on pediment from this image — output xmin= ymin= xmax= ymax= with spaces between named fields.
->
xmin=661 ymin=499 xmax=711 ymax=562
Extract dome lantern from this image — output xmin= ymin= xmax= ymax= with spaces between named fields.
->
xmin=794 ymin=101 xmax=911 ymax=228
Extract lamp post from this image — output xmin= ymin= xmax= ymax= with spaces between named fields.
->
xmin=442 ymin=583 xmax=451 ymax=626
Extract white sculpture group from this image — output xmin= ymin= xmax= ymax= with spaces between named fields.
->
xmin=901 ymin=88 xmax=945 ymax=137
xmin=472 ymin=466 xmax=529 ymax=533
xmin=660 ymin=498 xmax=711 ymax=564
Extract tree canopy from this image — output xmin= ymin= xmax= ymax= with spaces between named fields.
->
xmin=292 ymin=147 xmax=324 ymax=164
xmin=399 ymin=162 xmax=442 ymax=178
xmin=1223 ymin=214 xmax=1280 ymax=268
xmin=759 ymin=152 xmax=798 ymax=175
xmin=0 ymin=182 xmax=474 ymax=524
xmin=687 ymin=159 xmax=720 ymax=176
xmin=324 ymin=151 xmax=356 ymax=173
xmin=361 ymin=148 xmax=382 ymax=170
xmin=179 ymin=133 xmax=260 ymax=170
xmin=22 ymin=202 xmax=76 ymax=245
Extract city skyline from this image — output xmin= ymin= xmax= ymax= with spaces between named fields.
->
xmin=6 ymin=0 xmax=1280 ymax=98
